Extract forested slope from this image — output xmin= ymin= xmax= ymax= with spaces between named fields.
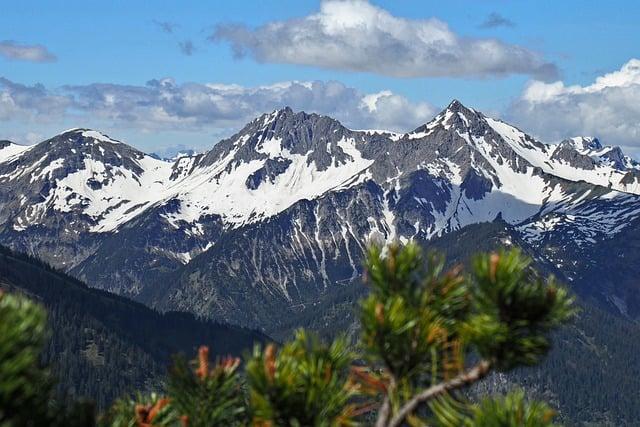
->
xmin=0 ymin=246 xmax=267 ymax=408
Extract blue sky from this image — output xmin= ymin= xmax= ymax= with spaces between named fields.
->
xmin=1 ymin=0 xmax=639 ymax=156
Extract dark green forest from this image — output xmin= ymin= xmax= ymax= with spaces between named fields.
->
xmin=0 ymin=245 xmax=266 ymax=409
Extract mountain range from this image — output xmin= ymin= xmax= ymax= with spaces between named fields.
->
xmin=2 ymin=100 xmax=640 ymax=333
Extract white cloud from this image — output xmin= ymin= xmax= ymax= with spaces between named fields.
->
xmin=0 ymin=40 xmax=57 ymax=62
xmin=212 ymin=0 xmax=557 ymax=80
xmin=359 ymin=90 xmax=434 ymax=130
xmin=0 ymin=78 xmax=70 ymax=121
xmin=0 ymin=77 xmax=437 ymax=136
xmin=510 ymin=59 xmax=640 ymax=150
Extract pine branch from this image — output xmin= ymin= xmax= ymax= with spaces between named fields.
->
xmin=386 ymin=360 xmax=492 ymax=427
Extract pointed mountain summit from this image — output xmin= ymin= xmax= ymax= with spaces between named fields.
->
xmin=551 ymin=135 xmax=639 ymax=175
xmin=407 ymin=99 xmax=476 ymax=137
xmin=558 ymin=136 xmax=637 ymax=171
xmin=159 ymin=106 xmax=376 ymax=228
xmin=400 ymin=99 xmax=640 ymax=195
xmin=41 ymin=128 xmax=148 ymax=161
xmin=443 ymin=98 xmax=477 ymax=116
xmin=198 ymin=106 xmax=356 ymax=170
xmin=0 ymin=127 xmax=173 ymax=251
xmin=567 ymin=136 xmax=603 ymax=151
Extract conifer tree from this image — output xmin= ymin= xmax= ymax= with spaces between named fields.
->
xmin=166 ymin=346 xmax=245 ymax=426
xmin=0 ymin=290 xmax=52 ymax=426
xmin=245 ymin=329 xmax=366 ymax=426
xmin=359 ymin=245 xmax=573 ymax=426
xmin=0 ymin=290 xmax=95 ymax=427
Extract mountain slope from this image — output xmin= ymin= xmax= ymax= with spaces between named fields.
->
xmin=2 ymin=100 xmax=640 ymax=327
xmin=0 ymin=245 xmax=267 ymax=408
xmin=0 ymin=129 xmax=175 ymax=269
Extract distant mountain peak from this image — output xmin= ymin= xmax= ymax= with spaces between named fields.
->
xmin=446 ymin=99 xmax=471 ymax=112
xmin=566 ymin=136 xmax=603 ymax=151
xmin=57 ymin=128 xmax=123 ymax=145
xmin=408 ymin=99 xmax=483 ymax=138
xmin=556 ymin=136 xmax=639 ymax=171
xmin=254 ymin=106 xmax=297 ymax=128
xmin=443 ymin=99 xmax=479 ymax=119
xmin=275 ymin=105 xmax=294 ymax=115
xmin=230 ymin=107 xmax=349 ymax=154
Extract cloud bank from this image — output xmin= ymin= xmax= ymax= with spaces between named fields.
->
xmin=0 ymin=77 xmax=437 ymax=136
xmin=212 ymin=0 xmax=556 ymax=80
xmin=0 ymin=40 xmax=57 ymax=63
xmin=510 ymin=59 xmax=640 ymax=150
xmin=0 ymin=78 xmax=70 ymax=120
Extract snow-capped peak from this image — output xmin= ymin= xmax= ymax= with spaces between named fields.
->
xmin=567 ymin=136 xmax=603 ymax=152
xmin=401 ymin=100 xmax=640 ymax=196
xmin=445 ymin=99 xmax=476 ymax=115
xmin=0 ymin=140 xmax=34 ymax=163
xmin=0 ymin=128 xmax=177 ymax=234
xmin=557 ymin=136 xmax=638 ymax=171
xmin=80 ymin=129 xmax=122 ymax=144
xmin=254 ymin=106 xmax=295 ymax=130
xmin=58 ymin=128 xmax=123 ymax=145
xmin=170 ymin=149 xmax=196 ymax=160
xmin=407 ymin=99 xmax=483 ymax=139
